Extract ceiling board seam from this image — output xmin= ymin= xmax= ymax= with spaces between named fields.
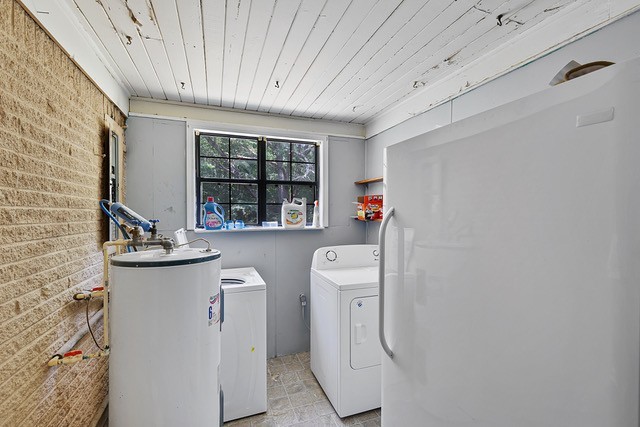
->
xmin=97 ymin=0 xmax=154 ymax=98
xmin=70 ymin=0 xmax=136 ymax=95
xmin=172 ymin=0 xmax=195 ymax=103
xmin=334 ymin=1 xmax=475 ymax=121
xmin=234 ymin=0 xmax=281 ymax=110
xmin=200 ymin=0 xmax=209 ymax=105
xmin=286 ymin=0 xmax=385 ymax=114
xmin=282 ymin=0 xmax=384 ymax=116
xmin=265 ymin=0 xmax=352 ymax=113
xmin=362 ymin=0 xmax=623 ymax=134
xmin=256 ymin=0 xmax=328 ymax=111
xmin=271 ymin=0 xmax=355 ymax=115
xmin=298 ymin=0 xmax=406 ymax=117
xmin=231 ymin=0 xmax=255 ymax=108
xmin=248 ymin=0 xmax=303 ymax=110
xmin=427 ymin=1 xmax=536 ymax=77
xmin=115 ymin=0 xmax=168 ymax=98
xmin=322 ymin=0 xmax=459 ymax=121
xmin=220 ymin=0 xmax=228 ymax=106
xmin=386 ymin=3 xmax=509 ymax=107
xmin=148 ymin=0 xmax=184 ymax=101
xmin=356 ymin=0 xmax=560 ymax=121
xmin=350 ymin=3 xmax=483 ymax=121
xmin=248 ymin=0 xmax=301 ymax=110
xmin=313 ymin=0 xmax=437 ymax=120
xmin=135 ymin=25 xmax=168 ymax=100
xmin=144 ymin=0 xmax=184 ymax=100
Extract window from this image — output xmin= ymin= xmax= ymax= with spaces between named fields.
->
xmin=194 ymin=131 xmax=319 ymax=227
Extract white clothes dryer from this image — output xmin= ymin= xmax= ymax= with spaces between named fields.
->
xmin=310 ymin=245 xmax=381 ymax=418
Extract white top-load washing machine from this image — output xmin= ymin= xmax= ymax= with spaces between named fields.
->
xmin=310 ymin=244 xmax=381 ymax=418
xmin=220 ymin=267 xmax=267 ymax=422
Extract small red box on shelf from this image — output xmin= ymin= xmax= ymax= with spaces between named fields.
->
xmin=356 ymin=195 xmax=383 ymax=221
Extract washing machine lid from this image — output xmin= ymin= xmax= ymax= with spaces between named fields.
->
xmin=111 ymin=248 xmax=221 ymax=267
xmin=311 ymin=266 xmax=378 ymax=291
xmin=221 ymin=267 xmax=266 ymax=293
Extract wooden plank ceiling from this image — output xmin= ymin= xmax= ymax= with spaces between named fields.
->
xmin=65 ymin=0 xmax=617 ymax=124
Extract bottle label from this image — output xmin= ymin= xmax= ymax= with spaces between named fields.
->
xmin=205 ymin=213 xmax=222 ymax=229
xmin=208 ymin=293 xmax=220 ymax=326
xmin=286 ymin=209 xmax=303 ymax=225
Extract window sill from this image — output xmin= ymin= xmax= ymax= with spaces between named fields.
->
xmin=193 ymin=225 xmax=326 ymax=233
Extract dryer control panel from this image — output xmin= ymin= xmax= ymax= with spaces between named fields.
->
xmin=311 ymin=245 xmax=379 ymax=270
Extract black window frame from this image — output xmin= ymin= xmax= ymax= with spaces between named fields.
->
xmin=195 ymin=131 xmax=319 ymax=227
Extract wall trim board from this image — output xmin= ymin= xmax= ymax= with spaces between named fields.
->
xmin=364 ymin=1 xmax=640 ymax=138
xmin=129 ymin=98 xmax=366 ymax=139
xmin=17 ymin=0 xmax=130 ymax=115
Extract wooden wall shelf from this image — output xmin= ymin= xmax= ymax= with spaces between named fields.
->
xmin=350 ymin=216 xmax=382 ymax=223
xmin=354 ymin=177 xmax=383 ymax=185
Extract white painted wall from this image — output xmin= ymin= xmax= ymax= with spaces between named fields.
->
xmin=125 ymin=117 xmax=366 ymax=357
xmin=365 ymin=10 xmax=640 ymax=243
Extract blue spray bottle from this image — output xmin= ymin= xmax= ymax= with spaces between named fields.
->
xmin=203 ymin=196 xmax=224 ymax=230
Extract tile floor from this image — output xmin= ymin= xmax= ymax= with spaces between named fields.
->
xmin=224 ymin=352 xmax=381 ymax=427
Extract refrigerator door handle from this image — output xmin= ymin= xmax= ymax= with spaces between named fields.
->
xmin=378 ymin=206 xmax=395 ymax=359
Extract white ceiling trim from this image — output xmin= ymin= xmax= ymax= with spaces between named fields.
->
xmin=129 ymin=97 xmax=365 ymax=139
xmin=364 ymin=0 xmax=640 ymax=138
xmin=18 ymin=0 xmax=130 ymax=114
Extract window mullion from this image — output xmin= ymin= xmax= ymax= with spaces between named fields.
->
xmin=195 ymin=133 xmax=202 ymax=226
xmin=258 ymin=137 xmax=267 ymax=224
xmin=315 ymin=143 xmax=319 ymax=203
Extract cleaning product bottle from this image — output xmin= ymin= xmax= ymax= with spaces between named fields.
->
xmin=203 ymin=196 xmax=224 ymax=230
xmin=281 ymin=198 xmax=306 ymax=229
xmin=312 ymin=200 xmax=320 ymax=228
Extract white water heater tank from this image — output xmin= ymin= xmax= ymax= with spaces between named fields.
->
xmin=109 ymin=248 xmax=222 ymax=427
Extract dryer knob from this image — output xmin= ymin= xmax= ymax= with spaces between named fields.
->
xmin=373 ymin=249 xmax=379 ymax=257
xmin=326 ymin=250 xmax=337 ymax=262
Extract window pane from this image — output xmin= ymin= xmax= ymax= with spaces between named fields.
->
xmin=230 ymin=138 xmax=258 ymax=159
xmin=292 ymin=163 xmax=315 ymax=182
xmin=266 ymin=205 xmax=281 ymax=224
xmin=220 ymin=204 xmax=230 ymax=220
xmin=201 ymin=182 xmax=229 ymax=204
xmin=292 ymin=143 xmax=315 ymax=163
xmin=230 ymin=183 xmax=258 ymax=203
xmin=231 ymin=204 xmax=258 ymax=224
xmin=230 ymin=159 xmax=258 ymax=180
xmin=306 ymin=205 xmax=314 ymax=225
xmin=266 ymin=161 xmax=290 ymax=181
xmin=200 ymin=158 xmax=229 ymax=179
xmin=267 ymin=184 xmax=291 ymax=203
xmin=200 ymin=135 xmax=229 ymax=157
xmin=266 ymin=141 xmax=290 ymax=161
xmin=292 ymin=184 xmax=315 ymax=202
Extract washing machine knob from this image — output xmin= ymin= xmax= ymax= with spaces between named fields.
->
xmin=373 ymin=249 xmax=379 ymax=257
xmin=326 ymin=250 xmax=337 ymax=262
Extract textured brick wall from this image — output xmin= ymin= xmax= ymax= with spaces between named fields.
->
xmin=0 ymin=1 xmax=126 ymax=425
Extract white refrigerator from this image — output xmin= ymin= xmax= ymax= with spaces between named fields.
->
xmin=379 ymin=57 xmax=640 ymax=426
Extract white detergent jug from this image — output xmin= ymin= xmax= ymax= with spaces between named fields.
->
xmin=281 ymin=198 xmax=306 ymax=229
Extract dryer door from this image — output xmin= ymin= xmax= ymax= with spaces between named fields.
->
xmin=350 ymin=296 xmax=381 ymax=369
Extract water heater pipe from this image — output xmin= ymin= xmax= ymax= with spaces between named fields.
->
xmin=102 ymin=239 xmax=132 ymax=349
